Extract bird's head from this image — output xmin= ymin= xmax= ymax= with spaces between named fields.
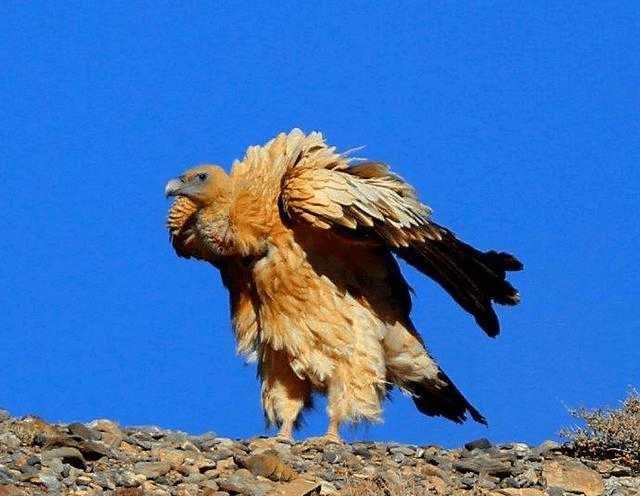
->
xmin=164 ymin=165 xmax=231 ymax=206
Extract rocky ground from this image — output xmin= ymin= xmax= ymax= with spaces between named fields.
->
xmin=0 ymin=408 xmax=638 ymax=496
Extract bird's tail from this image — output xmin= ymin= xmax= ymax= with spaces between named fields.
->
xmin=397 ymin=223 xmax=523 ymax=337
xmin=406 ymin=370 xmax=487 ymax=425
xmin=384 ymin=322 xmax=488 ymax=425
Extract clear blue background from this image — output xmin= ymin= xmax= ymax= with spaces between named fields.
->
xmin=1 ymin=2 xmax=638 ymax=448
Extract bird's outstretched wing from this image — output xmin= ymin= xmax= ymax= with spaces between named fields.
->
xmin=280 ymin=160 xmax=522 ymax=337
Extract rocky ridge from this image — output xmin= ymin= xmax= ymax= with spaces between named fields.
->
xmin=0 ymin=408 xmax=638 ymax=496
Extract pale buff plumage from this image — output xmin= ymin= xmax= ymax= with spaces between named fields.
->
xmin=164 ymin=129 xmax=522 ymax=441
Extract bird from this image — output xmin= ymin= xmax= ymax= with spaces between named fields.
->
xmin=164 ymin=129 xmax=522 ymax=442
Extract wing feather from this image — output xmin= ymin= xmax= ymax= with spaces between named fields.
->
xmin=280 ymin=154 xmax=522 ymax=337
xmin=281 ymin=161 xmax=432 ymax=246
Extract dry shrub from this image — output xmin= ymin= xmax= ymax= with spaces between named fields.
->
xmin=560 ymin=388 xmax=640 ymax=472
xmin=340 ymin=475 xmax=420 ymax=496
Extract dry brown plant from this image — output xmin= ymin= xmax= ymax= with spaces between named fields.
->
xmin=560 ymin=388 xmax=640 ymax=473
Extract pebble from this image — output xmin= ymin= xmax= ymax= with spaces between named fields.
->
xmin=0 ymin=410 xmax=637 ymax=496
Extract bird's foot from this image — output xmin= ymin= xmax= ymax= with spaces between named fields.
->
xmin=303 ymin=421 xmax=342 ymax=445
xmin=302 ymin=434 xmax=343 ymax=446
xmin=274 ymin=422 xmax=294 ymax=444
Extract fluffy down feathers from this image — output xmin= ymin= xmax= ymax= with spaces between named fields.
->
xmin=165 ymin=129 xmax=522 ymax=440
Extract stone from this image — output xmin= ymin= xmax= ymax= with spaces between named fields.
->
xmin=465 ymin=438 xmax=493 ymax=451
xmin=217 ymin=470 xmax=274 ymax=496
xmin=119 ymin=440 xmax=143 ymax=457
xmin=419 ymin=462 xmax=446 ymax=478
xmin=389 ymin=445 xmax=416 ymax=456
xmin=0 ymin=410 xmax=638 ymax=496
xmin=275 ymin=478 xmax=322 ymax=496
xmin=41 ymin=446 xmax=86 ymax=470
xmin=93 ymin=470 xmax=116 ymax=489
xmin=133 ymin=461 xmax=172 ymax=479
xmin=112 ymin=469 xmax=146 ymax=488
xmin=352 ymin=446 xmax=370 ymax=458
xmin=322 ymin=451 xmax=340 ymax=463
xmin=68 ymin=422 xmax=99 ymax=441
xmin=40 ymin=474 xmax=63 ymax=491
xmin=493 ymin=489 xmax=546 ymax=495
xmin=537 ymin=440 xmax=561 ymax=453
xmin=216 ymin=456 xmax=237 ymax=472
xmin=88 ymin=419 xmax=125 ymax=448
xmin=542 ymin=460 xmax=604 ymax=496
xmin=152 ymin=447 xmax=186 ymax=466
xmin=426 ymin=475 xmax=448 ymax=494
xmin=0 ymin=467 xmax=16 ymax=485
xmin=239 ymin=453 xmax=297 ymax=481
xmin=453 ymin=457 xmax=513 ymax=477
xmin=141 ymin=480 xmax=171 ymax=496
xmin=173 ymin=482 xmax=201 ymax=496
xmin=544 ymin=487 xmax=564 ymax=496
xmin=512 ymin=443 xmax=531 ymax=458
xmin=0 ymin=486 xmax=28 ymax=496
xmin=48 ymin=456 xmax=64 ymax=475
xmin=0 ymin=433 xmax=20 ymax=448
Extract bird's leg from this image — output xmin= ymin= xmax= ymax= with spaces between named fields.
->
xmin=276 ymin=420 xmax=294 ymax=442
xmin=259 ymin=348 xmax=311 ymax=443
xmin=324 ymin=418 xmax=342 ymax=443
xmin=303 ymin=419 xmax=342 ymax=446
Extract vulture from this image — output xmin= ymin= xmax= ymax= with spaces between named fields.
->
xmin=164 ymin=129 xmax=522 ymax=441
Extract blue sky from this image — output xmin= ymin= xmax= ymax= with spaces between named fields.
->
xmin=1 ymin=2 xmax=638 ymax=448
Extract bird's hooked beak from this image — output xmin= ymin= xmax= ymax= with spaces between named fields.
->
xmin=164 ymin=177 xmax=184 ymax=198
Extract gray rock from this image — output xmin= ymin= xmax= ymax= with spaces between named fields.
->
xmin=184 ymin=472 xmax=206 ymax=483
xmin=545 ymin=486 xmax=565 ymax=496
xmin=68 ymin=422 xmax=98 ymax=441
xmin=477 ymin=476 xmax=498 ymax=489
xmin=512 ymin=442 xmax=531 ymax=458
xmin=503 ymin=476 xmax=521 ymax=488
xmin=112 ymin=469 xmax=146 ymax=487
xmin=200 ymin=479 xmax=219 ymax=491
xmin=127 ymin=434 xmax=153 ymax=450
xmin=0 ymin=466 xmax=16 ymax=484
xmin=1 ymin=409 xmax=639 ymax=496
xmin=453 ymin=458 xmax=513 ymax=477
xmin=457 ymin=475 xmax=477 ymax=488
xmin=133 ymin=461 xmax=173 ymax=479
xmin=210 ymin=446 xmax=236 ymax=462
xmin=389 ymin=445 xmax=416 ymax=456
xmin=93 ymin=471 xmax=116 ymax=489
xmin=380 ymin=468 xmax=402 ymax=485
xmin=217 ymin=469 xmax=274 ymax=496
xmin=39 ymin=474 xmax=63 ymax=491
xmin=538 ymin=440 xmax=562 ymax=453
xmin=465 ymin=438 xmax=492 ymax=451
xmin=423 ymin=454 xmax=450 ymax=468
xmin=41 ymin=447 xmax=86 ymax=470
xmin=322 ymin=451 xmax=340 ymax=463
xmin=62 ymin=465 xmax=81 ymax=486
xmin=0 ymin=433 xmax=21 ymax=448
xmin=48 ymin=457 xmax=64 ymax=475
xmin=352 ymin=446 xmax=371 ymax=458
xmin=173 ymin=482 xmax=202 ymax=496
xmin=194 ymin=433 xmax=218 ymax=451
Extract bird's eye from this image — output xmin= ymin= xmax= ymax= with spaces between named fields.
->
xmin=197 ymin=173 xmax=208 ymax=182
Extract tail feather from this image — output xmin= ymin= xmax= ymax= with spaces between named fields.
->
xmin=397 ymin=223 xmax=523 ymax=337
xmin=407 ymin=371 xmax=487 ymax=425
